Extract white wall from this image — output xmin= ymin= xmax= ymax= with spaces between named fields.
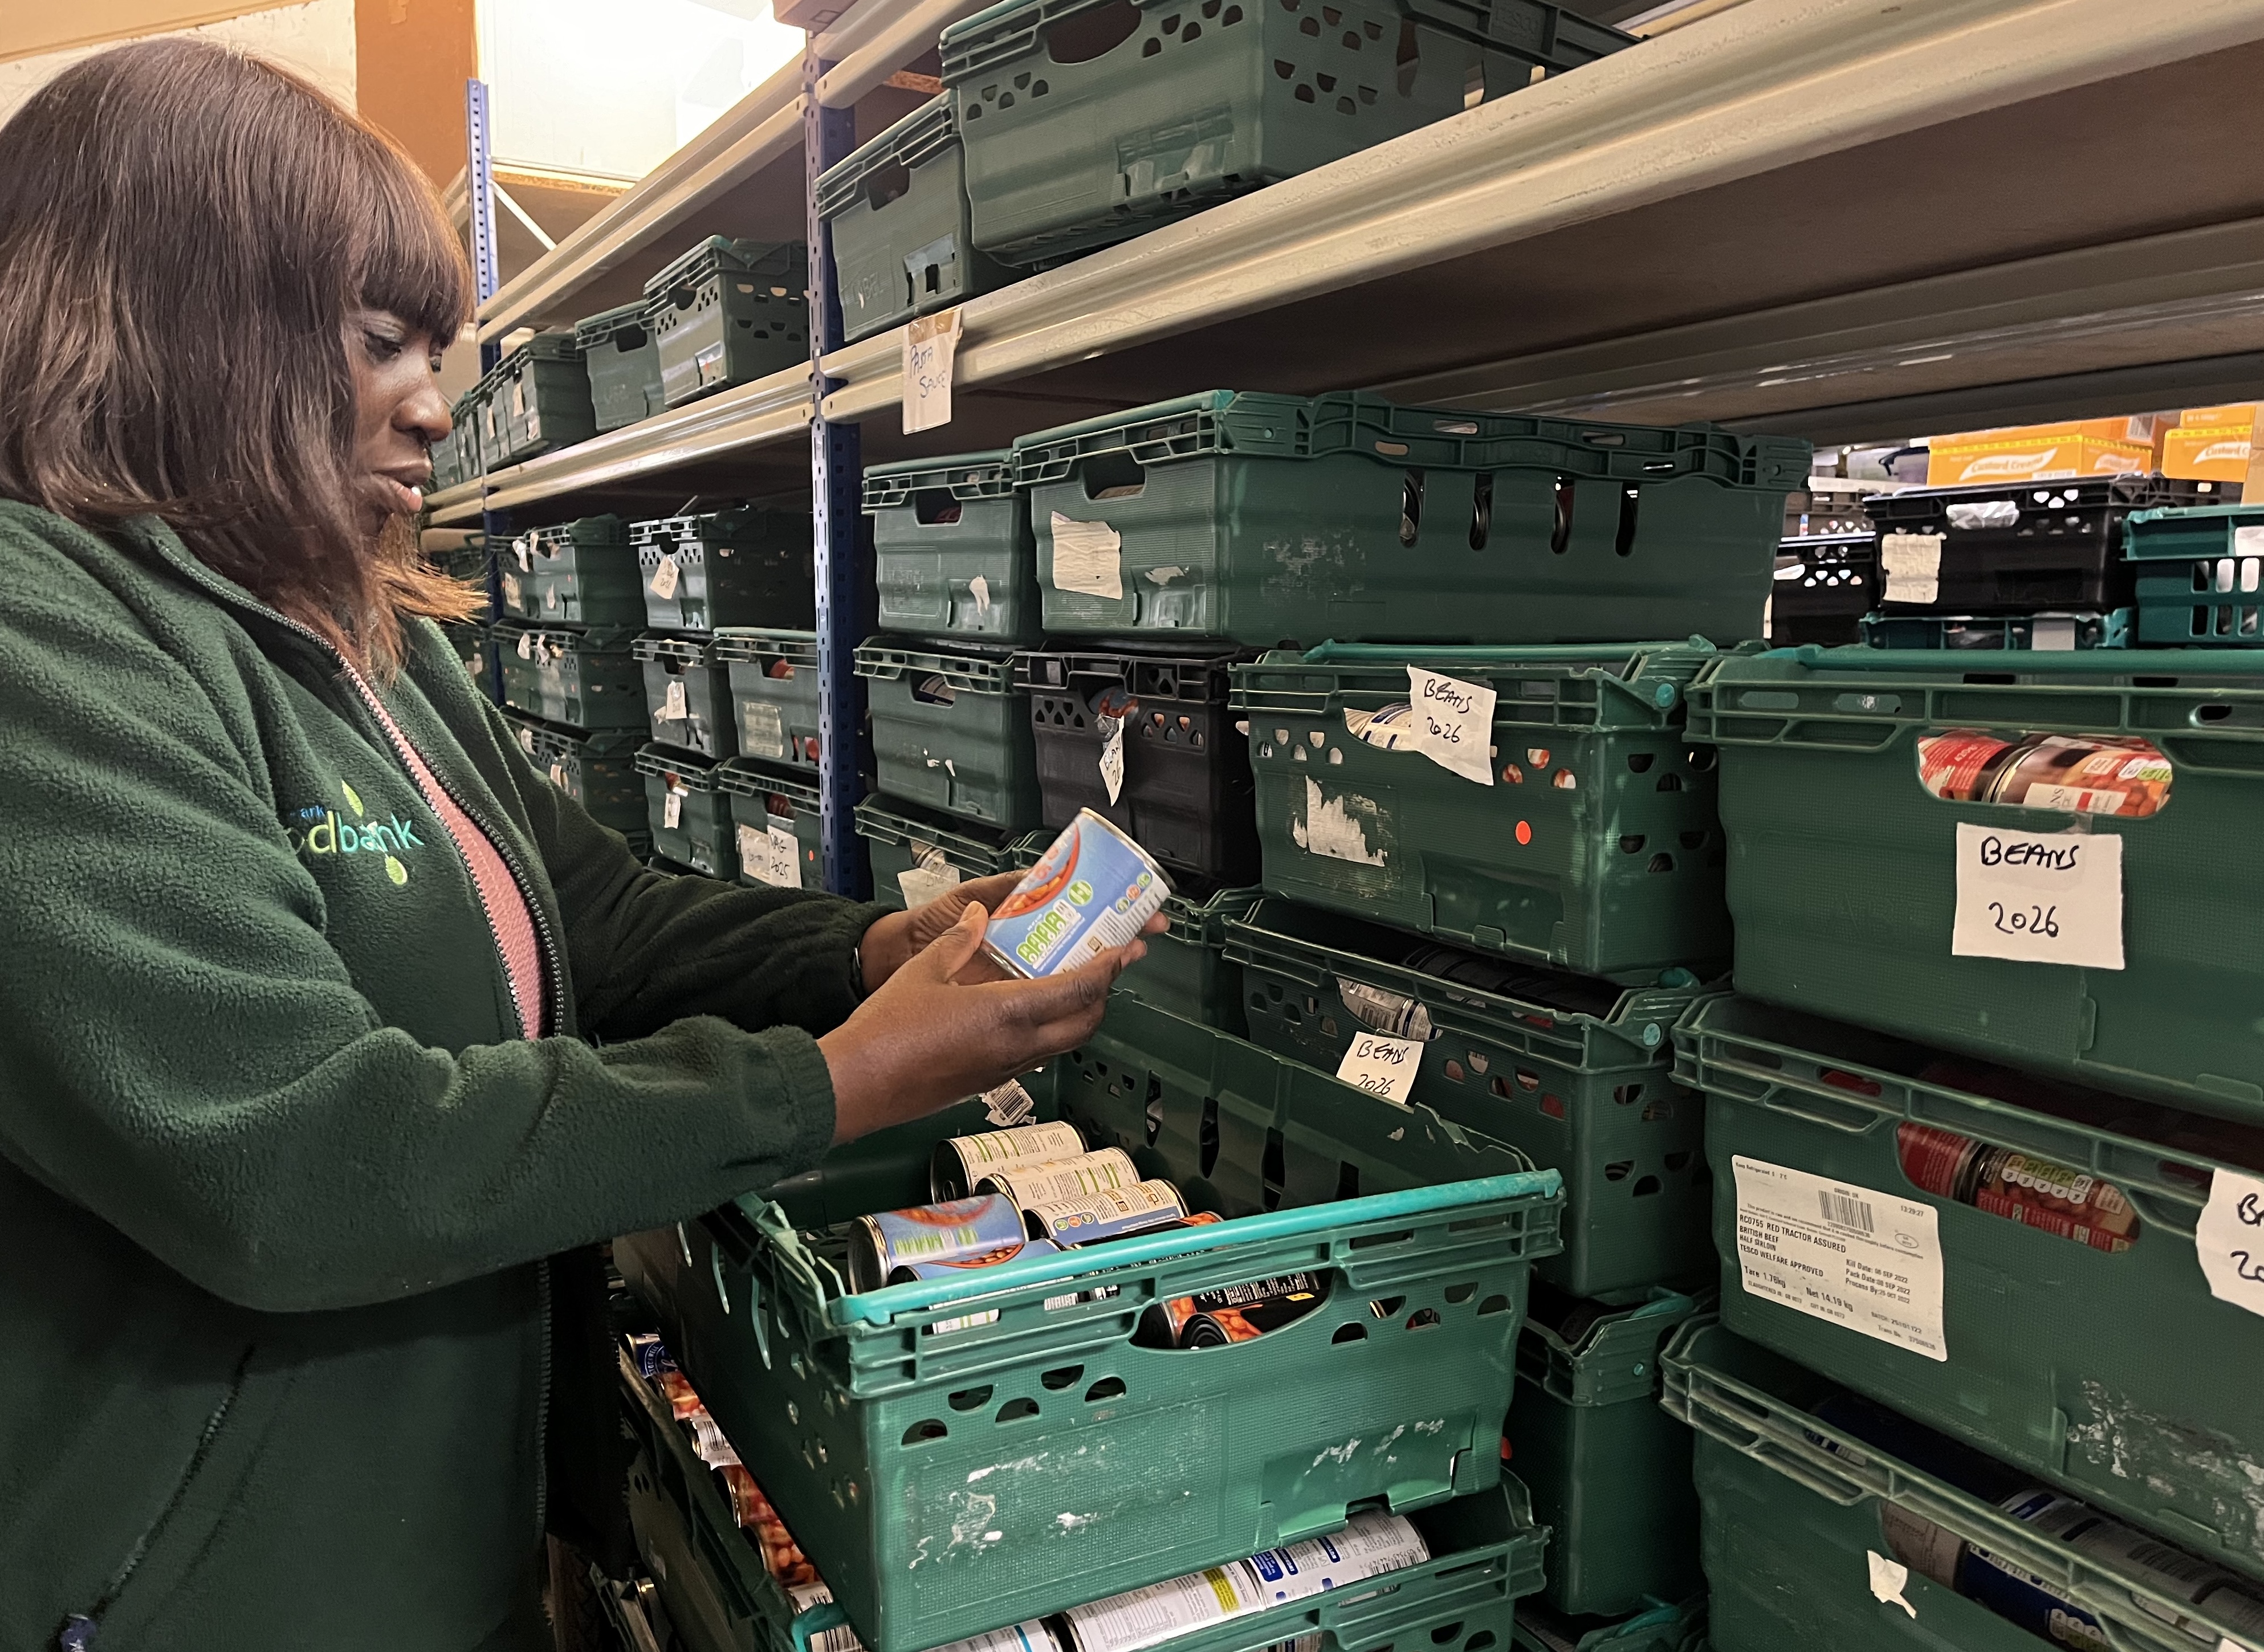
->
xmin=0 ymin=0 xmax=357 ymax=125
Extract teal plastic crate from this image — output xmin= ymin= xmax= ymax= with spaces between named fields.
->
xmin=856 ymin=793 xmax=1042 ymax=910
xmin=1676 ymin=991 xmax=2264 ymax=1585
xmin=617 ymin=992 xmax=1564 ymax=1652
xmin=426 ymin=534 xmax=492 ymax=624
xmin=817 ymin=95 xmax=1009 ymax=345
xmin=646 ymin=236 xmax=811 ymax=409
xmin=1232 ymin=642 xmax=1729 ymax=985
xmin=715 ymin=629 xmax=823 ymax=770
xmin=1690 ymin=646 xmax=2264 ymax=1123
xmin=943 ymin=0 xmax=1632 ymax=266
xmin=1507 ymin=1288 xmax=1701 ymax=1617
xmin=633 ymin=509 xmax=816 ymax=634
xmin=855 ymin=638 xmax=1041 ymax=827
xmin=637 ymin=633 xmax=740 ymax=761
xmin=504 ymin=709 xmax=647 ymax=835
xmin=636 ymin=744 xmax=736 ymax=878
xmin=1012 ymin=393 xmax=1805 ymax=646
xmin=1664 ymin=1317 xmax=2264 ymax=1652
xmin=1512 ymin=1596 xmax=1705 ymax=1652
xmin=1858 ymin=610 xmax=2130 ymax=651
xmin=865 ymin=451 xmax=1039 ymax=643
xmin=2124 ymin=503 xmax=2264 ymax=646
xmin=495 ymin=624 xmax=647 ymax=731
xmin=445 ymin=382 xmax=489 ymax=485
xmin=490 ymin=333 xmax=596 ymax=466
xmin=575 ymin=300 xmax=666 ymax=434
xmin=1222 ymin=899 xmax=1709 ymax=1296
xmin=498 ymin=515 xmax=645 ymax=628
xmin=1125 ymin=876 xmax=1265 ymax=1032
xmin=717 ymin=761 xmax=822 ymax=891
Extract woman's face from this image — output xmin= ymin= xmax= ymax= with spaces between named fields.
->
xmin=348 ymin=308 xmax=450 ymax=536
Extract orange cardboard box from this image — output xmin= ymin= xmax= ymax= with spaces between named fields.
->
xmin=2162 ymin=405 xmax=2256 ymax=483
xmin=1925 ymin=417 xmax=2156 ymax=486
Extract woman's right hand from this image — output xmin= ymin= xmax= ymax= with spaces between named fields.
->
xmin=817 ymin=902 xmax=1137 ymax=1144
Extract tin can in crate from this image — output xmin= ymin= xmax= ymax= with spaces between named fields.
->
xmin=976 ymin=1146 xmax=1138 ymax=1206
xmin=930 ymin=1119 xmax=1090 ymax=1198
xmin=985 ymin=808 xmax=1171 ymax=979
xmin=1022 ymin=1180 xmax=1188 ymax=1246
xmin=846 ymin=1192 xmax=1029 ymax=1292
xmin=1916 ymin=730 xmax=2172 ymax=817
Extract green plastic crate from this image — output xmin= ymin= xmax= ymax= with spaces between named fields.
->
xmin=1233 ymin=642 xmax=1729 ymax=985
xmin=495 ymin=624 xmax=647 ymax=731
xmin=2124 ymin=503 xmax=2264 ymax=646
xmin=633 ymin=509 xmax=817 ymax=634
xmin=636 ymin=744 xmax=736 ymax=878
xmin=646 ymin=236 xmax=811 ymax=409
xmin=1857 ymin=610 xmax=2131 ymax=650
xmin=617 ymin=992 xmax=1564 ymax=1652
xmin=637 ymin=633 xmax=740 ymax=761
xmin=440 ymin=620 xmax=497 ymax=692
xmin=490 ymin=333 xmax=596 ymax=466
xmin=1224 ymin=899 xmax=1709 ymax=1298
xmin=1125 ymin=876 xmax=1265 ymax=1032
xmin=1512 ymin=1596 xmax=1705 ymax=1652
xmin=497 ymin=515 xmax=645 ymax=628
xmin=715 ymin=629 xmax=824 ymax=770
xmin=817 ymin=95 xmax=1010 ymax=345
xmin=445 ymin=384 xmax=488 ymax=486
xmin=1012 ymin=394 xmax=1804 ymax=646
xmin=856 ymin=793 xmax=1043 ymax=910
xmin=504 ymin=709 xmax=648 ymax=835
xmin=1676 ymin=992 xmax=2264 ymax=1585
xmin=429 ymin=419 xmax=470 ymax=495
xmin=1507 ymin=1288 xmax=1701 ymax=1617
xmin=1664 ymin=1317 xmax=2264 ymax=1652
xmin=575 ymin=300 xmax=666 ymax=434
xmin=623 ymin=1434 xmax=745 ymax=1652
xmin=865 ymin=451 xmax=1039 ymax=643
xmin=943 ymin=0 xmax=1632 ymax=266
xmin=1689 ymin=646 xmax=2264 ymax=1122
xmin=717 ymin=760 xmax=822 ymax=891
xmin=855 ymin=638 xmax=1041 ymax=827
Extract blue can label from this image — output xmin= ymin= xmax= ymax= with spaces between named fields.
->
xmin=851 ymin=1193 xmax=1029 ymax=1291
xmin=986 ymin=809 xmax=1172 ymax=980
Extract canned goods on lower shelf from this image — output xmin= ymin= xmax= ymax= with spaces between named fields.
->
xmin=1676 ymin=993 xmax=2264 ymax=1585
xmin=856 ymin=637 xmax=1041 ymax=828
xmin=635 ymin=744 xmax=735 ymax=880
xmin=637 ymin=633 xmax=739 ymax=760
xmin=716 ymin=761 xmax=821 ymax=891
xmin=616 ymin=993 xmax=1563 ymax=1652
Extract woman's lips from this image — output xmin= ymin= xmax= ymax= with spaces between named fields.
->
xmin=370 ymin=472 xmax=425 ymax=514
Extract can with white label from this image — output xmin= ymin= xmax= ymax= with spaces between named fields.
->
xmin=984 ymin=808 xmax=1171 ymax=980
xmin=1021 ymin=1179 xmax=1188 ymax=1246
xmin=976 ymin=1146 xmax=1138 ymax=1208
xmin=846 ymin=1193 xmax=1030 ymax=1293
xmin=931 ymin=1119 xmax=1090 ymax=1200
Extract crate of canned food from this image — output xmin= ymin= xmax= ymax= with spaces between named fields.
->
xmin=2123 ymin=501 xmax=2264 ymax=646
xmin=718 ymin=761 xmax=821 ymax=891
xmin=646 ymin=235 xmax=810 ymax=409
xmin=506 ymin=711 xmax=647 ymax=837
xmin=634 ymin=508 xmax=816 ymax=634
xmin=1689 ymin=646 xmax=2264 ymax=1121
xmin=636 ymin=632 xmax=738 ymax=760
xmin=497 ymin=515 xmax=644 ymax=629
xmin=495 ymin=625 xmax=646 ymax=731
xmin=616 ymin=990 xmax=1563 ymax=1652
xmin=574 ymin=300 xmax=666 ymax=434
xmin=636 ymin=744 xmax=736 ymax=878
xmin=866 ymin=451 xmax=1039 ymax=644
xmin=1223 ymin=898 xmax=1711 ymax=1296
xmin=1014 ymin=391 xmax=1807 ymax=647
xmin=1232 ymin=641 xmax=1729 ymax=985
xmin=1675 ymin=991 xmax=2264 ymax=1585
xmin=714 ymin=627 xmax=822 ymax=770
xmin=856 ymin=637 xmax=1041 ymax=827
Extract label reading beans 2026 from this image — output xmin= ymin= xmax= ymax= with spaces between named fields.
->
xmin=1732 ymin=1156 xmax=1946 ymax=1361
xmin=1951 ymin=822 xmax=2124 ymax=970
xmin=1336 ymin=1031 xmax=1420 ymax=1106
xmin=1404 ymin=667 xmax=1496 ymax=786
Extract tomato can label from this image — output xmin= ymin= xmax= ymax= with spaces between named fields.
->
xmin=986 ymin=809 xmax=1171 ymax=979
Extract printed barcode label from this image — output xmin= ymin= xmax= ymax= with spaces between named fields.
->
xmin=1818 ymin=1189 xmax=1875 ymax=1233
xmin=1733 ymin=1156 xmax=1945 ymax=1360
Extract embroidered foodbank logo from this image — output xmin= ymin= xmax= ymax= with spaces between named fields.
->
xmin=286 ymin=781 xmax=426 ymax=886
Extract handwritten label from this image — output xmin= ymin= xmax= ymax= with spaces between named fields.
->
xmin=513 ymin=536 xmax=532 ymax=572
xmin=662 ymin=679 xmax=689 ymax=721
xmin=902 ymin=306 xmax=963 ymax=435
xmin=548 ymin=760 xmax=569 ymax=791
xmin=1406 ymin=667 xmax=1496 ymax=785
xmin=1951 ymin=822 xmax=2123 ymax=970
xmin=1732 ymin=1156 xmax=1946 ymax=1360
xmin=1336 ymin=1032 xmax=1420 ymax=1106
xmin=662 ymin=786 xmax=685 ymax=830
xmin=738 ymin=821 xmax=800 ymax=888
xmin=1881 ymin=532 xmax=1943 ymax=604
xmin=1867 ymin=1552 xmax=1917 ymax=1619
xmin=1099 ymin=713 xmax=1127 ymax=804
xmin=898 ymin=864 xmax=961 ymax=908
xmin=1049 ymin=513 xmax=1123 ymax=601
xmin=2197 ymin=1167 xmax=2264 ymax=1321
xmin=649 ymin=553 xmax=681 ymax=601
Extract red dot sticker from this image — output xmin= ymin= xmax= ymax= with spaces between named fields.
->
xmin=1514 ymin=820 xmax=1532 ymax=846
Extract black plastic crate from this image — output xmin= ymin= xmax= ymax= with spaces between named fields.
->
xmin=1015 ymin=642 xmax=1258 ymax=883
xmin=1768 ymin=535 xmax=1874 ymax=647
xmin=1866 ymin=475 xmax=2210 ymax=614
xmin=629 ymin=508 xmax=815 ymax=633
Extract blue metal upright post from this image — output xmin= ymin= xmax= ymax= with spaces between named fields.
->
xmin=465 ymin=77 xmax=509 ymax=699
xmin=805 ymin=48 xmax=872 ymax=898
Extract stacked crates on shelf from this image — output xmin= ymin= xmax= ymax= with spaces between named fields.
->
xmin=629 ymin=505 xmax=818 ymax=883
xmin=486 ymin=333 xmax=597 ymax=468
xmin=644 ymin=236 xmax=811 ymax=410
xmin=573 ymin=300 xmax=666 ymax=435
xmin=426 ymin=531 xmax=497 ymax=700
xmin=1666 ymin=646 xmax=2264 ymax=1649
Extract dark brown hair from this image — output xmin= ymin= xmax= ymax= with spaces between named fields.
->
xmin=0 ymin=37 xmax=480 ymax=673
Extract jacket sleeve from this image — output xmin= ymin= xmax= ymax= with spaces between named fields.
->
xmin=461 ymin=686 xmax=889 ymax=1047
xmin=0 ymin=552 xmax=840 ymax=1315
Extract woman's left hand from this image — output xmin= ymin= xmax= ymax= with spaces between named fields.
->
xmin=860 ymin=870 xmax=1168 ymax=990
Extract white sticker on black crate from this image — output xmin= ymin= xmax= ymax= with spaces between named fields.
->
xmin=1880 ymin=532 xmax=1943 ymax=605
xmin=1731 ymin=1155 xmax=1946 ymax=1360
xmin=649 ymin=553 xmax=681 ymax=601
xmin=1099 ymin=712 xmax=1127 ymax=804
xmin=2196 ymin=1166 xmax=2264 ymax=1321
xmin=1050 ymin=513 xmax=1123 ymax=601
xmin=662 ymin=679 xmax=689 ymax=721
xmin=1336 ymin=1032 xmax=1420 ymax=1106
xmin=1405 ymin=667 xmax=1496 ymax=785
xmin=1951 ymin=822 xmax=2123 ymax=970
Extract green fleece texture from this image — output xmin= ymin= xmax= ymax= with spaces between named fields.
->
xmin=0 ymin=503 xmax=885 ymax=1650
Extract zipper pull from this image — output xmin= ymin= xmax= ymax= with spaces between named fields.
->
xmin=58 ymin=1616 xmax=98 ymax=1651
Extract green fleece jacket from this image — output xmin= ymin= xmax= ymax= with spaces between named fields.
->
xmin=0 ymin=503 xmax=883 ymax=1650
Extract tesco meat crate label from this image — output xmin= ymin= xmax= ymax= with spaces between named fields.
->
xmin=1951 ymin=822 xmax=2124 ymax=970
xmin=1732 ymin=1155 xmax=1946 ymax=1361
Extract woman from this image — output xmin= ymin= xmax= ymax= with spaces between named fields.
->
xmin=0 ymin=39 xmax=1151 ymax=1651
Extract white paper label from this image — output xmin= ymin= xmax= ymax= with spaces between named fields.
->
xmin=501 ymin=573 xmax=524 ymax=612
xmin=2030 ymin=617 xmax=2075 ymax=651
xmin=1099 ymin=715 xmax=1127 ymax=805
xmin=740 ymin=700 xmax=786 ymax=758
xmin=1881 ymin=532 xmax=1943 ymax=604
xmin=662 ymin=792 xmax=685 ymax=830
xmin=738 ymin=821 xmax=800 ymax=888
xmin=514 ymin=537 xmax=532 ymax=572
xmin=2236 ymin=525 xmax=2264 ymax=558
xmin=1732 ymin=1156 xmax=1946 ymax=1360
xmin=649 ymin=554 xmax=681 ymax=601
xmin=518 ymin=726 xmax=537 ymax=754
xmin=968 ymin=573 xmax=992 ymax=613
xmin=1951 ymin=822 xmax=2123 ymax=970
xmin=902 ymin=306 xmax=963 ymax=435
xmin=1050 ymin=513 xmax=1123 ymax=601
xmin=2196 ymin=1167 xmax=2264 ymax=1320
xmin=1336 ymin=1032 xmax=1421 ymax=1106
xmin=898 ymin=864 xmax=961 ymax=908
xmin=548 ymin=761 xmax=569 ymax=791
xmin=516 ymin=631 xmax=535 ymax=660
xmin=1867 ymin=1552 xmax=1917 ymax=1618
xmin=1406 ymin=667 xmax=1496 ymax=785
xmin=662 ymin=679 xmax=689 ymax=721
xmin=982 ymin=1079 xmax=1036 ymax=1129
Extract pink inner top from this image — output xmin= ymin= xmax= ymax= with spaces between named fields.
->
xmin=344 ymin=666 xmax=547 ymax=1039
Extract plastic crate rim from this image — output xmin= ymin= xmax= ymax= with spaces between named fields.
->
xmin=716 ymin=760 xmax=822 ymax=808
xmin=814 ymin=92 xmax=956 ymax=218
